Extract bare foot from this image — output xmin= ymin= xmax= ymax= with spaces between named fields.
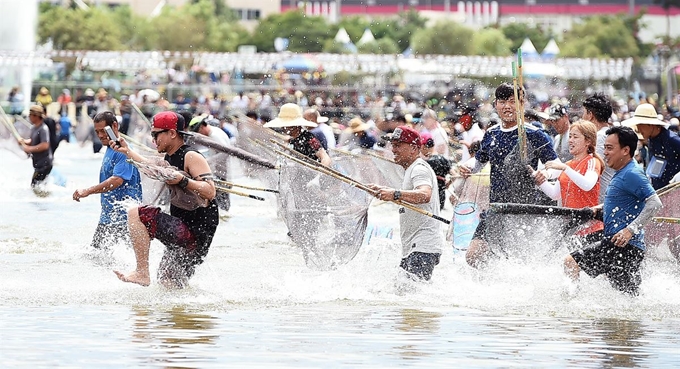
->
xmin=114 ymin=270 xmax=151 ymax=286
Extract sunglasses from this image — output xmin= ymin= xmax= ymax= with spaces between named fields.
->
xmin=151 ymin=129 xmax=170 ymax=140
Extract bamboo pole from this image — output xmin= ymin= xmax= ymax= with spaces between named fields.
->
xmin=653 ymin=217 xmax=680 ymax=224
xmin=271 ymin=143 xmax=451 ymax=225
xmin=130 ymin=103 xmax=152 ymax=129
xmin=215 ymin=185 xmax=265 ymax=201
xmin=213 ymin=178 xmax=279 ymax=193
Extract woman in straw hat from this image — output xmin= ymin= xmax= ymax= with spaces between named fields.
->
xmin=622 ymin=103 xmax=680 ymax=190
xmin=264 ymin=103 xmax=331 ymax=167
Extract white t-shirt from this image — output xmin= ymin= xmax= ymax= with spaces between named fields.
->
xmin=399 ymin=158 xmax=444 ymax=257
xmin=208 ymin=126 xmax=232 ymax=147
xmin=460 ymin=123 xmax=484 ymax=162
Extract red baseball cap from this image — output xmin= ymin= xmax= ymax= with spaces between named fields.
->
xmin=420 ymin=131 xmax=434 ymax=148
xmin=152 ymin=111 xmax=187 ymax=132
xmin=385 ymin=125 xmax=421 ymax=146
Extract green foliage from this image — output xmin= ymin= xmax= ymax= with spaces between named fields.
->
xmin=411 ymin=20 xmax=475 ymax=55
xmin=38 ymin=6 xmax=122 ymax=50
xmin=338 ymin=16 xmax=371 ymax=43
xmin=357 ymin=38 xmax=399 ymax=54
xmin=250 ymin=10 xmax=334 ymax=53
xmin=370 ymin=10 xmax=428 ymax=51
xmin=500 ymin=23 xmax=551 ymax=54
xmin=561 ymin=15 xmax=641 ymax=58
xmin=474 ymin=28 xmax=512 ymax=56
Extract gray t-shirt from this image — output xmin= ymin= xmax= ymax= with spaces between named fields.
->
xmin=29 ymin=123 xmax=53 ymax=168
xmin=399 ymin=158 xmax=444 ymax=257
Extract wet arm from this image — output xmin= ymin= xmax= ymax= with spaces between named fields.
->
xmin=563 ymin=166 xmax=599 ymax=191
xmin=84 ymin=176 xmax=124 ymax=195
xmin=183 ymin=151 xmax=217 ymax=201
xmin=626 ymin=194 xmax=662 ymax=234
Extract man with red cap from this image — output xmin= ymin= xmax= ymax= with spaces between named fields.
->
xmin=369 ymin=126 xmax=444 ymax=281
xmin=112 ymin=111 xmax=219 ymax=288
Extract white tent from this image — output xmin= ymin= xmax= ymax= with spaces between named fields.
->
xmin=519 ymin=37 xmax=539 ymax=59
xmin=357 ymin=29 xmax=376 ymax=45
xmin=542 ymin=38 xmax=560 ymax=59
xmin=334 ymin=27 xmax=351 ymax=44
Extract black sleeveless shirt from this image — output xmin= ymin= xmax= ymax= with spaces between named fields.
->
xmin=166 ymin=145 xmax=219 ymax=259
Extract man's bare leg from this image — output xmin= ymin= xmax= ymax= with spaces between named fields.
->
xmin=466 ymin=239 xmax=490 ymax=268
xmin=564 ymin=255 xmax=581 ymax=282
xmin=114 ymin=207 xmax=151 ymax=286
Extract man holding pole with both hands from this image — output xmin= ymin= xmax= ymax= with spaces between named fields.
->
xmin=369 ymin=126 xmax=444 ymax=281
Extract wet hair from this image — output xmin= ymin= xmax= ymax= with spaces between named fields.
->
xmin=606 ymin=125 xmax=637 ymax=158
xmin=246 ymin=110 xmax=259 ymax=120
xmin=93 ymin=111 xmax=117 ymax=126
xmin=583 ymin=93 xmax=613 ymax=123
xmin=495 ymin=82 xmax=523 ymax=101
xmin=570 ymin=120 xmax=604 ymax=173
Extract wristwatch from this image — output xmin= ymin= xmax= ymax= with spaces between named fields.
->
xmin=178 ymin=176 xmax=190 ymax=189
xmin=393 ymin=190 xmax=401 ymax=200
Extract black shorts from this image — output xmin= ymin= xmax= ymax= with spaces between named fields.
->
xmin=571 ymin=239 xmax=644 ymax=295
xmin=472 ymin=210 xmax=489 ymax=242
xmin=31 ymin=165 xmax=53 ymax=187
xmin=400 ymin=252 xmax=441 ymax=281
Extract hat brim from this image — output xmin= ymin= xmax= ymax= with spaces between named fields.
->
xmin=535 ymin=112 xmax=550 ymax=120
xmin=349 ymin=123 xmax=370 ymax=133
xmin=622 ymin=117 xmax=670 ymax=129
xmin=264 ymin=117 xmax=317 ymax=128
xmin=317 ymin=116 xmax=329 ymax=123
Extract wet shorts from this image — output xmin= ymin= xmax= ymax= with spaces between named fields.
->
xmin=472 ymin=210 xmax=489 ymax=242
xmin=138 ymin=205 xmax=198 ymax=252
xmin=571 ymin=239 xmax=644 ymax=295
xmin=31 ymin=165 xmax=53 ymax=187
xmin=400 ymin=252 xmax=441 ymax=281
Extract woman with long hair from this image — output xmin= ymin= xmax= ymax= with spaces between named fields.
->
xmin=537 ymin=120 xmax=605 ymax=238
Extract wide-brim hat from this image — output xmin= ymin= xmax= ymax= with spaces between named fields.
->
xmin=622 ymin=103 xmax=669 ymax=128
xmin=264 ymin=103 xmax=317 ymax=128
xmin=317 ymin=112 xmax=329 ymax=123
xmin=346 ymin=117 xmax=370 ymax=133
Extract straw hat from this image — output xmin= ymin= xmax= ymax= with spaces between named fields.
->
xmin=346 ymin=117 xmax=370 ymax=133
xmin=264 ymin=103 xmax=317 ymax=128
xmin=622 ymin=103 xmax=669 ymax=128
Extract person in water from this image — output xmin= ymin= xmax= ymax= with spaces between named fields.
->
xmin=458 ymin=82 xmax=560 ymax=268
xmin=112 ymin=111 xmax=219 ymax=288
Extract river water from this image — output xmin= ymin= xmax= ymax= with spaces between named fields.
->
xmin=2 ymin=143 xmax=680 ymax=368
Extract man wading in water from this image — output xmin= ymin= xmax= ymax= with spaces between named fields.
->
xmin=112 ymin=111 xmax=219 ymax=287
xmin=458 ymin=83 xmax=561 ymax=268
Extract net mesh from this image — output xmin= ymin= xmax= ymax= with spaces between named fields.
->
xmin=278 ymin=157 xmax=373 ymax=270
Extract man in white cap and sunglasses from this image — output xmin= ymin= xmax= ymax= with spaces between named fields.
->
xmin=623 ymin=103 xmax=680 ymax=190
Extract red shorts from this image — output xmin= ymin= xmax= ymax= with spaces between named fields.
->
xmin=137 ymin=205 xmax=197 ymax=253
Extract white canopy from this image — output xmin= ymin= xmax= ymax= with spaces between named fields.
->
xmin=542 ymin=38 xmax=561 ymax=58
xmin=357 ymin=29 xmax=376 ymax=45
xmin=334 ymin=27 xmax=351 ymax=44
xmin=520 ymin=37 xmax=539 ymax=58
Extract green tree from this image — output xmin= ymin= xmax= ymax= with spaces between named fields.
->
xmin=561 ymin=15 xmax=640 ymax=58
xmin=249 ymin=10 xmax=334 ymax=52
xmin=474 ymin=28 xmax=512 ymax=56
xmin=411 ymin=20 xmax=475 ymax=55
xmin=149 ymin=6 xmax=207 ymax=51
xmin=357 ymin=38 xmax=399 ymax=54
xmin=338 ymin=16 xmax=371 ymax=43
xmin=370 ymin=10 xmax=428 ymax=51
xmin=38 ymin=6 xmax=122 ymax=50
xmin=500 ymin=23 xmax=551 ymax=54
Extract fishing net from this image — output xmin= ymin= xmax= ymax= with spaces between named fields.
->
xmin=644 ymin=183 xmax=680 ymax=259
xmin=278 ymin=156 xmax=373 ymax=270
xmin=0 ymin=115 xmax=29 ymax=159
xmin=233 ymin=117 xmax=283 ymax=189
xmin=484 ymin=203 xmax=594 ymax=259
xmin=330 ymin=149 xmax=404 ymax=188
